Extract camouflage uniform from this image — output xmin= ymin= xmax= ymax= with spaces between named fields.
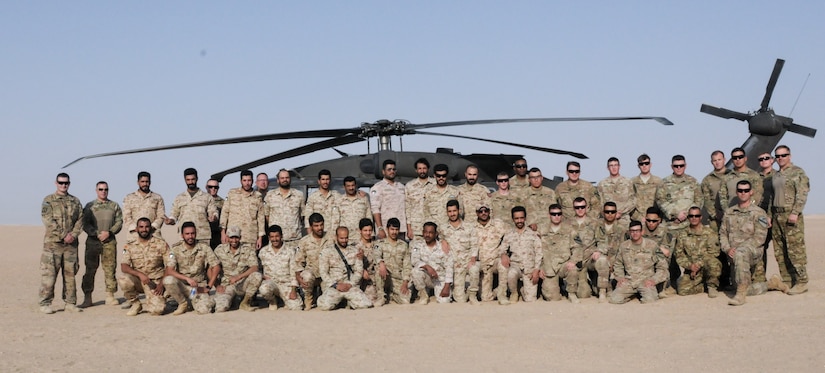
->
xmin=123 ymin=190 xmax=166 ymax=240
xmin=720 ymin=204 xmax=769 ymax=288
xmin=718 ymin=168 xmax=766 ymax=283
xmin=210 ymin=195 xmax=224 ymax=249
xmin=169 ymin=189 xmax=218 ymax=243
xmin=220 ymin=188 xmax=265 ymax=245
xmin=458 ymin=183 xmax=490 ymax=219
xmin=163 ymin=241 xmax=220 ymax=314
xmin=411 ymin=239 xmax=454 ymax=303
xmin=571 ymin=216 xmax=609 ymax=297
xmin=370 ymin=179 xmax=407 ymax=234
xmin=474 ymin=218 xmax=508 ymax=301
xmin=337 ymin=193 xmax=372 ymax=236
xmin=700 ymin=169 xmax=730 ymax=231
xmin=771 ymin=164 xmax=809 ymax=286
xmin=374 ymin=238 xmax=412 ymax=304
xmin=509 ymin=175 xmax=529 ymax=193
xmin=630 ymin=174 xmax=662 ymax=221
xmin=643 ymin=226 xmax=676 ymax=290
xmin=536 ymin=222 xmax=580 ymax=301
xmin=501 ymin=228 xmax=543 ymax=302
xmin=317 ymin=244 xmax=372 ymax=310
xmin=295 ymin=233 xmax=331 ymax=309
xmin=489 ymin=191 xmax=519 ymax=228
xmin=422 ymin=184 xmax=461 ymax=227
xmin=674 ymin=225 xmax=722 ymax=295
xmin=305 ymin=190 xmax=341 ymax=229
xmin=264 ymin=188 xmax=304 ymax=241
xmin=213 ymin=243 xmax=262 ymax=312
xmin=40 ymin=192 xmax=84 ymax=307
xmin=439 ymin=220 xmax=479 ymax=302
xmin=597 ymin=175 xmax=635 ymax=226
xmin=595 ymin=221 xmax=628 ymax=270
xmin=81 ymin=198 xmax=122 ymax=295
xmin=258 ymin=243 xmax=302 ymax=311
xmin=609 ymin=238 xmax=669 ymax=304
xmin=517 ymin=186 xmax=558 ymax=229
xmin=116 ymin=236 xmax=171 ymax=314
xmin=354 ymin=238 xmax=381 ymax=304
xmin=405 ymin=177 xmax=434 ymax=237
xmin=655 ymin=173 xmax=702 ymax=232
xmin=555 ymin=180 xmax=600 ymax=220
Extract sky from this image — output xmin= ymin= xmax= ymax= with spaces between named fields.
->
xmin=1 ymin=2 xmax=822 ymax=225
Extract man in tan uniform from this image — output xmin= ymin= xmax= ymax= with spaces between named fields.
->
xmin=80 ymin=181 xmax=122 ymax=308
xmin=304 ymin=169 xmax=341 ymax=229
xmin=501 ymin=206 xmax=543 ymax=303
xmin=220 ymin=170 xmax=265 ymax=249
xmin=411 ymin=222 xmax=453 ymax=304
xmin=422 ymin=163 xmax=461 ymax=227
xmin=166 ymin=168 xmax=218 ymax=246
xmin=295 ymin=213 xmax=330 ymax=310
xmin=123 ymin=171 xmax=166 ymax=241
xmin=405 ymin=158 xmax=433 ymax=240
xmin=509 ymin=158 xmax=529 ymax=192
xmin=206 ymin=178 xmax=224 ymax=249
xmin=117 ymin=218 xmax=171 ymax=316
xmin=440 ymin=200 xmax=479 ymax=304
xmin=597 ymin=157 xmax=635 ymax=227
xmin=490 ymin=171 xmax=519 ymax=228
xmin=258 ymin=225 xmax=302 ymax=311
xmin=473 ymin=203 xmax=509 ymax=304
xmin=40 ymin=172 xmax=84 ymax=314
xmin=163 ymin=222 xmax=220 ymax=315
xmin=519 ymin=167 xmax=558 ymax=232
xmin=721 ymin=181 xmax=769 ymax=306
xmin=317 ymin=227 xmax=373 ymax=310
xmin=609 ymin=220 xmax=669 ymax=304
xmin=214 ymin=226 xmax=262 ymax=312
xmin=265 ymin=169 xmax=304 ymax=246
xmin=700 ymin=150 xmax=729 ymax=231
xmin=458 ymin=165 xmax=490 ymax=220
xmin=556 ymin=161 xmax=600 ymax=220
xmin=371 ymin=159 xmax=406 ymax=240
xmin=338 ymin=176 xmax=372 ymax=236
xmin=375 ymin=218 xmax=412 ymax=305
xmin=538 ymin=204 xmax=581 ymax=303
xmin=630 ymin=154 xmax=662 ymax=222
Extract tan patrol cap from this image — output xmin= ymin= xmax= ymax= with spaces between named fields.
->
xmin=226 ymin=226 xmax=241 ymax=238
xmin=476 ymin=203 xmax=491 ymax=212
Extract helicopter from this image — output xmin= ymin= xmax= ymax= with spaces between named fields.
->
xmin=701 ymin=58 xmax=817 ymax=170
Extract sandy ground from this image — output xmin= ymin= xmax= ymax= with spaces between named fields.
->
xmin=1 ymin=219 xmax=824 ymax=372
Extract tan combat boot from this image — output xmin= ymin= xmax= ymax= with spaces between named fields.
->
xmin=788 ymin=283 xmax=808 ymax=295
xmin=598 ymin=289 xmax=607 ymax=303
xmin=239 ymin=294 xmax=256 ymax=312
xmin=417 ymin=289 xmax=429 ymax=305
xmin=468 ymin=291 xmax=480 ymax=305
xmin=40 ymin=305 xmax=55 ymax=314
xmin=79 ymin=293 xmax=93 ymax=308
xmin=509 ymin=292 xmax=519 ymax=304
xmin=105 ymin=292 xmax=119 ymax=306
xmin=64 ymin=304 xmax=83 ymax=313
xmin=568 ymin=293 xmax=580 ymax=304
xmin=497 ymin=287 xmax=510 ymax=305
xmin=172 ymin=302 xmax=189 ymax=316
xmin=126 ymin=301 xmax=142 ymax=316
xmin=728 ymin=284 xmax=748 ymax=306
xmin=707 ymin=287 xmax=719 ymax=298
xmin=303 ymin=291 xmax=314 ymax=311
xmin=767 ymin=274 xmax=790 ymax=293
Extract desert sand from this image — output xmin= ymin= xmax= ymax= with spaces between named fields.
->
xmin=1 ymin=219 xmax=824 ymax=372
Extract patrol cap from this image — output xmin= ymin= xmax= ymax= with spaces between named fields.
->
xmin=476 ymin=203 xmax=491 ymax=212
xmin=226 ymin=226 xmax=241 ymax=238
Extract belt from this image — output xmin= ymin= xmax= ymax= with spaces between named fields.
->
xmin=771 ymin=207 xmax=787 ymax=213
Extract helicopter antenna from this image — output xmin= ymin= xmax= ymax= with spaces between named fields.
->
xmin=789 ymin=73 xmax=810 ymax=117
xmin=400 ymin=136 xmax=403 ymax=151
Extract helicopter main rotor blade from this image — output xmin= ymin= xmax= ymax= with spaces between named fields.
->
xmin=786 ymin=122 xmax=817 ymax=138
xmin=210 ymin=134 xmax=364 ymax=181
xmin=760 ymin=58 xmax=785 ymax=112
xmin=415 ymin=130 xmax=587 ymax=159
xmin=700 ymin=104 xmax=751 ymax=121
xmin=409 ymin=116 xmax=674 ymax=131
xmin=63 ymin=128 xmax=357 ymax=168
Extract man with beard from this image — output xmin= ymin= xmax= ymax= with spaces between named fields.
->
xmin=163 ymin=222 xmax=220 ymax=315
xmin=258 ymin=225 xmax=303 ymax=311
xmin=117 ymin=218 xmax=171 ymax=316
xmin=440 ymin=200 xmax=479 ymax=304
xmin=405 ymin=158 xmax=433 ymax=241
xmin=501 ymin=206 xmax=543 ymax=303
xmin=166 ymin=168 xmax=218 ymax=246
xmin=123 ymin=171 xmax=166 ymax=242
xmin=295 ymin=213 xmax=330 ymax=310
xmin=206 ymin=178 xmax=224 ymax=249
xmin=214 ymin=226 xmax=262 ymax=312
xmin=220 ymin=170 xmax=265 ymax=249
xmin=371 ymin=160 xmax=406 ymax=240
xmin=518 ymin=167 xmax=557 ymax=232
xmin=458 ymin=165 xmax=490 ymax=220
xmin=317 ymin=227 xmax=373 ymax=310
xmin=423 ymin=164 xmax=461 ymax=227
xmin=473 ymin=203 xmax=509 ymax=304
xmin=265 ymin=169 xmax=304 ymax=247
xmin=305 ymin=169 xmax=341 ymax=229
xmin=509 ymin=158 xmax=530 ymax=192
xmin=490 ymin=171 xmax=520 ymax=228
xmin=256 ymin=172 xmax=269 ymax=199
xmin=375 ymin=218 xmax=412 ymax=305
xmin=338 ymin=176 xmax=372 ymax=236
xmin=411 ymin=222 xmax=453 ymax=304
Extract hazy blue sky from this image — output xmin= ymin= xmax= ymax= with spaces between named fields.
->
xmin=2 ymin=2 xmax=822 ymax=225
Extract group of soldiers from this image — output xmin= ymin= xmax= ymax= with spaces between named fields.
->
xmin=38 ymin=144 xmax=809 ymax=315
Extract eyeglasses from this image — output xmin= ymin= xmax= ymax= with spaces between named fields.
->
xmin=731 ymin=154 xmax=745 ymax=160
xmin=638 ymin=161 xmax=650 ymax=166
xmin=646 ymin=219 xmax=660 ymax=223
xmin=671 ymin=164 xmax=686 ymax=168
xmin=736 ymin=188 xmax=751 ymax=193
xmin=567 ymin=169 xmax=580 ymax=174
xmin=57 ymin=181 xmax=70 ymax=185
xmin=573 ymin=205 xmax=587 ymax=210
xmin=496 ymin=179 xmax=509 ymax=183
xmin=549 ymin=212 xmax=562 ymax=216
xmin=434 ymin=174 xmax=448 ymax=178
xmin=775 ymin=153 xmax=790 ymax=158
xmin=98 ymin=188 xmax=109 ymax=191
xmin=477 ymin=208 xmax=490 ymax=213
xmin=688 ymin=214 xmax=702 ymax=218
xmin=514 ymin=164 xmax=527 ymax=169
xmin=758 ymin=156 xmax=772 ymax=161
xmin=207 ymin=185 xmax=219 ymax=189
xmin=603 ymin=210 xmax=617 ymax=214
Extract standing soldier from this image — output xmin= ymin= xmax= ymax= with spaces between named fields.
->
xmin=538 ymin=204 xmax=581 ymax=303
xmin=597 ymin=157 xmax=635 ymax=227
xmin=338 ymin=176 xmax=372 ymax=236
xmin=375 ymin=218 xmax=412 ymax=305
xmin=265 ymin=169 xmax=304 ymax=248
xmin=674 ymin=206 xmax=722 ymax=298
xmin=258 ymin=225 xmax=303 ymax=311
xmin=458 ymin=165 xmax=490 ymax=220
xmin=405 ymin=158 xmax=433 ymax=241
xmin=490 ymin=171 xmax=519 ymax=228
xmin=700 ymin=150 xmax=729 ymax=231
xmin=40 ymin=172 xmax=84 ymax=314
xmin=80 ymin=181 xmax=122 ymax=308
xmin=304 ymin=169 xmax=341 ymax=230
xmin=317 ymin=227 xmax=373 ymax=310
xmin=439 ymin=200 xmax=479 ymax=304
xmin=162 ymin=222 xmax=221 ymax=315
xmin=371 ymin=159 xmax=406 ymax=240
xmin=117 ymin=218 xmax=170 ymax=316
xmin=519 ymin=167 xmax=558 ymax=232
xmin=509 ymin=158 xmax=530 ymax=192
xmin=501 ymin=206 xmax=543 ymax=304
xmin=410 ymin=222 xmax=453 ymax=304
xmin=630 ymin=154 xmax=662 ymax=222
xmin=123 ymin=171 xmax=166 ymax=241
xmin=721 ymin=181 xmax=770 ymax=306
xmin=473 ymin=203 xmax=509 ymax=304
xmin=422 ymin=163 xmax=461 ymax=227
xmin=206 ymin=178 xmax=224 ymax=249
xmin=770 ymin=145 xmax=810 ymax=295
xmin=556 ymin=161 xmax=600 ymax=220
xmin=166 ymin=168 xmax=218 ymax=246
xmin=609 ymin=220 xmax=669 ymax=304
xmin=214 ymin=226 xmax=262 ymax=312
xmin=220 ymin=170 xmax=265 ymax=249
xmin=655 ymin=155 xmax=702 ymax=233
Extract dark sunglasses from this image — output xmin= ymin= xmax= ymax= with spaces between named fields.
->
xmin=567 ymin=169 xmax=580 ymax=174
xmin=758 ymin=156 xmax=772 ymax=161
xmin=671 ymin=164 xmax=686 ymax=168
xmin=603 ymin=210 xmax=617 ymax=214
xmin=207 ymin=185 xmax=220 ymax=189
xmin=638 ymin=161 xmax=650 ymax=166
xmin=514 ymin=164 xmax=528 ymax=169
xmin=775 ymin=153 xmax=790 ymax=158
xmin=57 ymin=181 xmax=71 ymax=185
xmin=688 ymin=214 xmax=702 ymax=218
xmin=646 ymin=219 xmax=660 ymax=223
xmin=731 ymin=154 xmax=745 ymax=160
xmin=736 ymin=188 xmax=751 ymax=193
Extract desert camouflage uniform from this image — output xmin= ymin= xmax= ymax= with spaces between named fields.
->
xmin=258 ymin=243 xmax=302 ymax=311
xmin=163 ymin=241 xmax=220 ymax=314
xmin=595 ymin=221 xmax=628 ymax=270
xmin=555 ymin=180 xmax=600 ymax=220
xmin=571 ymin=216 xmax=609 ymax=297
xmin=296 ymin=233 xmax=330 ymax=309
xmin=501 ymin=228 xmax=543 ymax=302
xmin=220 ymin=188 xmax=265 ymax=245
xmin=458 ymin=182 xmax=490 ymax=219
xmin=509 ymin=175 xmax=529 ymax=193
xmin=700 ymin=169 xmax=730 ymax=231
xmin=405 ymin=177 xmax=434 ymax=237
xmin=630 ymin=174 xmax=663 ymax=221
xmin=536 ymin=222 xmax=580 ymax=301
xmin=169 ymin=189 xmax=218 ymax=243
xmin=439 ymin=220 xmax=479 ymax=302
xmin=517 ymin=186 xmax=558 ymax=228
xmin=123 ymin=190 xmax=166 ymax=240
xmin=655 ymin=173 xmax=701 ymax=232
xmin=643 ymin=225 xmax=676 ymax=289
xmin=116 ymin=236 xmax=171 ymax=314
xmin=317 ymin=244 xmax=372 ymax=310
xmin=374 ymin=238 xmax=412 ymax=304
xmin=674 ymin=225 xmax=722 ymax=295
xmin=411 ymin=239 xmax=454 ymax=303
xmin=771 ymin=164 xmax=809 ymax=286
xmin=40 ymin=192 xmax=84 ymax=307
xmin=597 ymin=175 xmax=635 ymax=226
xmin=370 ymin=179 xmax=407 ymax=233
xmin=422 ymin=184 xmax=461 ymax=227
xmin=718 ymin=168 xmax=766 ymax=283
xmin=489 ymin=191 xmax=519 ymax=228
xmin=213 ymin=243 xmax=262 ymax=312
xmin=609 ymin=237 xmax=669 ymax=304
xmin=265 ymin=188 xmax=304 ymax=241
xmin=210 ymin=195 xmax=224 ymax=249
xmin=305 ymin=189 xmax=341 ymax=230
xmin=474 ymin=218 xmax=508 ymax=301
xmin=720 ymin=204 xmax=769 ymax=288
xmin=338 ymin=193 xmax=372 ymax=235
xmin=354 ymin=238 xmax=381 ymax=304
xmin=82 ymin=198 xmax=122 ymax=295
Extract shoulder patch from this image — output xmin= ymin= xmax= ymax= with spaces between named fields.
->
xmin=758 ymin=216 xmax=769 ymax=228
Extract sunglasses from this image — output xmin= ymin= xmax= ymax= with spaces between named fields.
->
xmin=758 ymin=156 xmax=772 ymax=161
xmin=775 ymin=153 xmax=790 ymax=158
xmin=638 ymin=161 xmax=650 ymax=166
xmin=688 ymin=214 xmax=702 ymax=218
xmin=549 ymin=212 xmax=563 ymax=216
xmin=603 ymin=210 xmax=617 ymax=214
xmin=496 ymin=179 xmax=509 ymax=183
xmin=567 ymin=169 xmax=580 ymax=174
xmin=98 ymin=188 xmax=109 ymax=191
xmin=477 ymin=208 xmax=490 ymax=213
xmin=514 ymin=164 xmax=528 ymax=169
xmin=435 ymin=174 xmax=448 ymax=178
xmin=671 ymin=164 xmax=686 ymax=168
xmin=57 ymin=181 xmax=71 ymax=185
xmin=573 ymin=205 xmax=587 ymax=210
xmin=731 ymin=154 xmax=745 ymax=160
xmin=646 ymin=219 xmax=660 ymax=223
xmin=207 ymin=185 xmax=219 ymax=189
xmin=736 ymin=188 xmax=751 ymax=193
